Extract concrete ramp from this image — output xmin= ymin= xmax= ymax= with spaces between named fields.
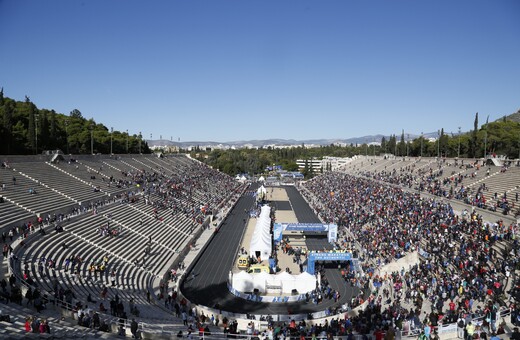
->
xmin=487 ymin=158 xmax=503 ymax=167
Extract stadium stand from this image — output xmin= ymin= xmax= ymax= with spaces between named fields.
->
xmin=1 ymin=153 xmax=518 ymax=339
xmin=1 ymin=153 xmax=242 ymax=338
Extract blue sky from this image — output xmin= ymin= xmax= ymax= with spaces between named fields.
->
xmin=1 ymin=0 xmax=519 ymax=142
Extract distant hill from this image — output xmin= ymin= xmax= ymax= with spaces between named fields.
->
xmin=147 ymin=132 xmax=442 ymax=149
xmin=502 ymin=109 xmax=520 ymax=123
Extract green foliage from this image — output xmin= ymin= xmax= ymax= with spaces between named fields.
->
xmin=0 ymin=91 xmax=151 ymax=155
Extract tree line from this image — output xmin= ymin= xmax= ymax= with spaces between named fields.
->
xmin=0 ymin=89 xmax=151 ymax=155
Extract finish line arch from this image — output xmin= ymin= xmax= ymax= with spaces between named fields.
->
xmin=273 ymin=223 xmax=338 ymax=244
xmin=306 ymin=251 xmax=352 ymax=274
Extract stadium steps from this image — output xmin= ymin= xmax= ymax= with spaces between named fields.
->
xmin=0 ymin=198 xmax=34 ymax=228
xmin=12 ymin=162 xmax=105 ymax=205
xmin=55 ymin=161 xmax=128 ymax=197
xmin=46 ymin=162 xmax=111 ymax=197
xmin=1 ymin=166 xmax=75 ymax=215
xmin=100 ymin=160 xmax=122 ymax=173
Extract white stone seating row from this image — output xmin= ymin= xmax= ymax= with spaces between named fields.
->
xmin=474 ymin=167 xmax=520 ymax=205
xmin=130 ymin=158 xmax=159 ymax=174
xmin=138 ymin=194 xmax=202 ymax=229
xmin=155 ymin=156 xmax=190 ymax=174
xmin=139 ymin=157 xmax=177 ymax=176
xmin=21 ymin=227 xmax=173 ymax=323
xmin=102 ymin=204 xmax=192 ymax=255
xmin=11 ymin=162 xmax=106 ymax=204
xmin=80 ymin=159 xmax=125 ymax=182
xmin=46 ymin=162 xmax=112 ymax=198
xmin=53 ymin=161 xmax=128 ymax=196
xmin=62 ymin=205 xmax=185 ymax=276
xmin=1 ymin=167 xmax=76 ymax=215
xmin=0 ymin=198 xmax=34 ymax=228
xmin=117 ymin=159 xmax=142 ymax=173
xmin=100 ymin=159 xmax=123 ymax=173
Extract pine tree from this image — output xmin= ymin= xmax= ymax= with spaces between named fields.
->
xmin=470 ymin=112 xmax=479 ymax=157
xmin=26 ymin=96 xmax=36 ymax=154
xmin=2 ymin=100 xmax=14 ymax=154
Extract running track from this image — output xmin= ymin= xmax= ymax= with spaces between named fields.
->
xmin=180 ymin=184 xmax=360 ymax=315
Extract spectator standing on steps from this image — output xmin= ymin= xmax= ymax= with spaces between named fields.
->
xmin=131 ymin=318 xmax=138 ymax=338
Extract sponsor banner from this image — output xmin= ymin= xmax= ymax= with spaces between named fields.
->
xmin=227 ymin=283 xmax=308 ymax=303
xmin=284 ymin=223 xmax=328 ymax=232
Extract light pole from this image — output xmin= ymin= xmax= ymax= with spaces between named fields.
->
xmin=35 ymin=113 xmax=39 ymax=155
xmin=437 ymin=130 xmax=440 ymax=158
xmin=406 ymin=134 xmax=409 ymax=157
xmin=484 ymin=129 xmax=487 ymax=159
xmin=126 ymin=129 xmax=129 ymax=153
xmin=458 ymin=127 xmax=461 ymax=158
xmin=65 ymin=120 xmax=69 ymax=154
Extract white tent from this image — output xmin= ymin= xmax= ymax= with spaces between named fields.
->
xmin=252 ymin=271 xmax=271 ymax=293
xmin=294 ymin=272 xmax=317 ymax=294
xmin=256 ymin=185 xmax=267 ymax=201
xmin=258 ymin=176 xmax=265 ymax=182
xmin=274 ymin=271 xmax=296 ymax=294
xmin=232 ymin=271 xmax=255 ymax=293
xmin=249 ymin=205 xmax=272 ymax=261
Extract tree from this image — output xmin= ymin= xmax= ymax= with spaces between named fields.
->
xmin=25 ymin=97 xmax=37 ymax=154
xmin=39 ymin=110 xmax=50 ymax=150
xmin=49 ymin=110 xmax=58 ymax=149
xmin=387 ymin=135 xmax=397 ymax=155
xmin=70 ymin=109 xmax=83 ymax=119
xmin=1 ymin=99 xmax=14 ymax=154
xmin=470 ymin=112 xmax=479 ymax=157
xmin=399 ymin=130 xmax=406 ymax=156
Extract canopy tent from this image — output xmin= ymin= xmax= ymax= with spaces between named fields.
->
xmin=256 ymin=185 xmax=267 ymax=201
xmin=249 ymin=205 xmax=272 ymax=262
xmin=235 ymin=174 xmax=248 ymax=183
xmin=294 ymin=272 xmax=317 ymax=293
xmin=231 ymin=271 xmax=254 ymax=293
xmin=269 ymin=271 xmax=296 ymax=294
xmin=252 ymin=271 xmax=271 ymax=293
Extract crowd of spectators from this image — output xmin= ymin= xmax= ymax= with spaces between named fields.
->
xmin=356 ymin=158 xmax=520 ymax=216
xmin=1 ymin=155 xmax=244 ymax=337
xmin=298 ymin=171 xmax=519 ymax=337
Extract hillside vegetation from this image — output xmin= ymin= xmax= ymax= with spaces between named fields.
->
xmin=0 ymin=89 xmax=150 ymax=155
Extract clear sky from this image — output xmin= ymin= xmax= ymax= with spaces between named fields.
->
xmin=1 ymin=0 xmax=519 ymax=142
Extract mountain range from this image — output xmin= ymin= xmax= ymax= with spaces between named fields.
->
xmin=147 ymin=132 xmax=440 ymax=148
xmin=148 ymin=109 xmax=520 ymax=148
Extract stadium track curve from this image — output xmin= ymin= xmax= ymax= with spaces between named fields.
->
xmin=180 ymin=184 xmax=360 ymax=315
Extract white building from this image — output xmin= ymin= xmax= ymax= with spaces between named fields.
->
xmin=295 ymin=156 xmax=354 ymax=172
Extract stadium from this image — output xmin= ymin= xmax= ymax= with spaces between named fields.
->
xmin=2 ymin=1 xmax=520 ymax=339
xmin=0 ymin=151 xmax=519 ymax=339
